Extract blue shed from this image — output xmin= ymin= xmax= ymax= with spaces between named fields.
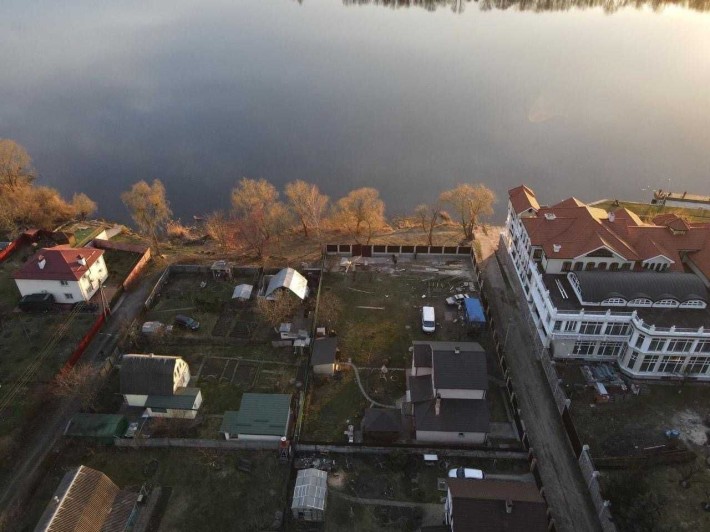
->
xmin=464 ymin=298 xmax=486 ymax=325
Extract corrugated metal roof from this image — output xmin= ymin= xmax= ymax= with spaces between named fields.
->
xmin=220 ymin=393 xmax=291 ymax=436
xmin=145 ymin=387 xmax=201 ymax=410
xmin=120 ymin=354 xmax=180 ymax=396
xmin=35 ymin=466 xmax=120 ymax=532
xmin=292 ymin=469 xmax=327 ymax=511
xmin=265 ymin=268 xmax=308 ymax=300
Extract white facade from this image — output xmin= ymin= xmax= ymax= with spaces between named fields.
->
xmin=15 ymin=255 xmax=108 ymax=304
xmin=416 ymin=430 xmax=486 ymax=444
xmin=505 ymin=199 xmax=710 ymax=381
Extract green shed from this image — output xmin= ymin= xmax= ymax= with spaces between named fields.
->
xmin=219 ymin=393 xmax=292 ymax=441
xmin=64 ymin=414 xmax=129 ymax=444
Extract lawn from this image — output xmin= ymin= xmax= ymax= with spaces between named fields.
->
xmin=20 ymin=446 xmax=291 ymax=532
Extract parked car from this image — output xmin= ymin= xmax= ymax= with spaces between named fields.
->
xmin=18 ymin=293 xmax=55 ymax=313
xmin=448 ymin=467 xmax=485 ymax=480
xmin=421 ymin=306 xmax=436 ymax=334
xmin=174 ymin=314 xmax=200 ymax=331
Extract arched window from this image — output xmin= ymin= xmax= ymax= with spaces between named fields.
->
xmin=598 ymin=263 xmax=607 ymax=271
xmin=653 ymin=299 xmax=679 ymax=308
xmin=585 ymin=262 xmax=595 ymax=271
xmin=609 ymin=263 xmax=619 ymax=271
xmin=629 ymin=298 xmax=653 ymax=307
xmin=574 ymin=262 xmax=583 ymax=271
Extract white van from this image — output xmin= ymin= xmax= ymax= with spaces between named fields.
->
xmin=421 ymin=306 xmax=436 ymax=334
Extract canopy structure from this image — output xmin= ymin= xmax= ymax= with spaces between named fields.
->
xmin=265 ymin=268 xmax=309 ymax=300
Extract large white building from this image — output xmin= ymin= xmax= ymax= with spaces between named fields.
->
xmin=504 ymin=185 xmax=710 ymax=381
xmin=13 ymin=246 xmax=108 ymax=304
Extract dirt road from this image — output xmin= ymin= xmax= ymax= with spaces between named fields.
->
xmin=482 ymin=250 xmax=601 ymax=532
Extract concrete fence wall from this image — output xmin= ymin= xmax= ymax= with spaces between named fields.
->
xmin=324 ymin=243 xmax=471 ymax=258
xmin=115 ymin=437 xmax=281 ymax=450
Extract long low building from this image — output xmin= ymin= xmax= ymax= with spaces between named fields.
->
xmin=504 ymin=185 xmax=710 ymax=380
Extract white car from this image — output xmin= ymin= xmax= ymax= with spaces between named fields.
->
xmin=448 ymin=467 xmax=485 ymax=480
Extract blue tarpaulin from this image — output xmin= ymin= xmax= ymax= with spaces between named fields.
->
xmin=464 ymin=298 xmax=486 ymax=324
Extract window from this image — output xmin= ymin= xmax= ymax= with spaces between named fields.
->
xmin=573 ymin=262 xmax=583 ymax=271
xmin=680 ymin=300 xmax=706 ymax=309
xmin=697 ymin=340 xmax=710 ymax=354
xmin=635 ymin=334 xmax=646 ymax=349
xmin=658 ymin=356 xmax=685 ymax=374
xmin=573 ymin=341 xmax=596 ymax=356
xmin=60 ymin=280 xmax=69 ymax=286
xmin=620 ymin=263 xmax=631 ymax=271
xmin=597 ymin=263 xmax=607 ymax=271
xmin=639 ymin=355 xmax=659 ymax=373
xmin=606 ymin=323 xmax=630 ymax=336
xmin=648 ymin=339 xmax=666 ymax=352
xmin=532 ymin=249 xmax=543 ymax=259
xmin=653 ymin=299 xmax=679 ymax=308
xmin=562 ymin=262 xmax=572 ymax=272
xmin=609 ymin=263 xmax=619 ymax=271
xmin=629 ymin=298 xmax=652 ymax=307
xmin=667 ymin=339 xmax=693 ymax=353
xmin=598 ymin=342 xmax=625 ymax=357
xmin=579 ymin=322 xmax=603 ymax=335
xmin=585 ymin=262 xmax=596 ymax=271
xmin=602 ymin=298 xmax=626 ymax=306
xmin=64 ymin=293 xmax=74 ymax=300
xmin=627 ymin=349 xmax=639 ymax=369
xmin=564 ymin=321 xmax=577 ymax=332
xmin=686 ymin=357 xmax=710 ymax=375
xmin=553 ymin=321 xmax=562 ymax=332
xmin=151 ymin=407 xmax=168 ymax=414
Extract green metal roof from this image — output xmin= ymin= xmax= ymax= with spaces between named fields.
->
xmin=64 ymin=414 xmax=128 ymax=439
xmin=220 ymin=393 xmax=291 ymax=436
xmin=145 ymin=387 xmax=201 ymax=410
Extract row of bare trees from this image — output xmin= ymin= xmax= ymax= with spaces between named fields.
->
xmin=120 ymin=176 xmax=496 ymax=257
xmin=0 ymin=139 xmax=97 ymax=236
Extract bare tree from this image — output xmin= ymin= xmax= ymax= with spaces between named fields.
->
xmin=316 ymin=291 xmax=343 ymax=331
xmin=52 ymin=364 xmax=100 ymax=411
xmin=414 ymin=203 xmax=443 ymax=246
xmin=439 ymin=184 xmax=496 ymax=241
xmin=0 ymin=139 xmax=35 ymax=189
xmin=71 ymin=193 xmax=97 ymax=220
xmin=204 ymin=211 xmax=233 ymax=250
xmin=256 ymin=291 xmax=300 ymax=328
xmin=231 ymin=178 xmax=279 ymax=222
xmin=336 ymin=187 xmax=386 ymax=244
xmin=121 ymin=179 xmax=172 ymax=254
xmin=285 ymin=180 xmax=329 ymax=239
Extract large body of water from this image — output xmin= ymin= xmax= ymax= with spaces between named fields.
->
xmin=1 ymin=0 xmax=709 ymax=223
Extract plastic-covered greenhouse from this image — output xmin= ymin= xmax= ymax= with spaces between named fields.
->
xmin=291 ymin=468 xmax=327 ymax=521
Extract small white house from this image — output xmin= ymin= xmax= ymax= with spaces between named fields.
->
xmin=119 ymin=354 xmax=202 ymax=419
xmin=310 ymin=337 xmax=337 ymax=376
xmin=13 ymin=246 xmax=109 ymax=304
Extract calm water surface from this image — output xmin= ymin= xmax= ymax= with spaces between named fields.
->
xmin=1 ymin=0 xmax=709 ymax=222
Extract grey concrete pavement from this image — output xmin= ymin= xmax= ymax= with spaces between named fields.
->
xmin=482 ymin=252 xmax=601 ymax=532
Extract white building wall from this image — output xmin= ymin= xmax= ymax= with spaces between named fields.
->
xmin=415 ymin=430 xmax=486 ymax=445
xmin=15 ymin=278 xmax=84 ymax=303
xmin=436 ymin=389 xmax=485 ymax=400
xmin=124 ymin=394 xmax=148 ymax=407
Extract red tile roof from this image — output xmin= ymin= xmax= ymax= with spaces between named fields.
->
xmin=511 ymin=186 xmax=710 ymax=279
xmin=13 ymin=246 xmax=104 ymax=281
xmin=508 ymin=185 xmax=540 ymax=215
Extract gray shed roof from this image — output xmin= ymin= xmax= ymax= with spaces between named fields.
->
xmin=145 ymin=388 xmax=201 ymax=410
xmin=311 ymin=337 xmax=337 ymax=366
xmin=414 ymin=399 xmax=490 ymax=434
xmin=120 ymin=354 xmax=180 ymax=396
xmin=292 ymin=468 xmax=327 ymax=511
xmin=265 ymin=268 xmax=309 ymax=300
xmin=572 ymin=271 xmax=708 ymax=304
